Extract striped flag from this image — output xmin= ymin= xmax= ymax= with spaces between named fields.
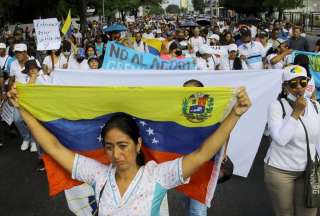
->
xmin=61 ymin=9 xmax=72 ymax=35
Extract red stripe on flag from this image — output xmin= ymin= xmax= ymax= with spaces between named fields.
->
xmin=142 ymin=146 xmax=215 ymax=204
xmin=43 ymin=148 xmax=109 ymax=196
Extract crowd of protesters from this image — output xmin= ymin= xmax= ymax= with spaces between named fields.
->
xmin=1 ymin=14 xmax=320 ymax=216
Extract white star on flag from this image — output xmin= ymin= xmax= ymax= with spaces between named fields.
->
xmin=140 ymin=121 xmax=147 ymax=126
xmin=146 ymin=127 xmax=154 ymax=136
xmin=152 ymin=137 xmax=159 ymax=144
xmin=97 ymin=135 xmax=102 ymax=142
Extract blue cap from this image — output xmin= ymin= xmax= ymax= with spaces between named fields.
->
xmin=77 ymin=48 xmax=86 ymax=58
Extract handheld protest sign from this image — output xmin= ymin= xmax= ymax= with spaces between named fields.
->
xmin=33 ymin=18 xmax=61 ymax=51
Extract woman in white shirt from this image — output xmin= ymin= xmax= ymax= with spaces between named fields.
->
xmin=219 ymin=44 xmax=248 ymax=70
xmin=265 ymin=65 xmax=319 ymax=216
xmin=42 ymin=48 xmax=68 ymax=74
xmin=7 ymin=84 xmax=251 ymax=216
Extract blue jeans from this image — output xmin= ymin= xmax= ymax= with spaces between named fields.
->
xmin=183 ymin=197 xmax=207 ymax=216
xmin=13 ymin=109 xmax=35 ymax=143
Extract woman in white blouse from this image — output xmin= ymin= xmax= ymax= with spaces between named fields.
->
xmin=265 ymin=65 xmax=319 ymax=216
xmin=42 ymin=48 xmax=68 ymax=74
xmin=7 ymin=85 xmax=251 ymax=215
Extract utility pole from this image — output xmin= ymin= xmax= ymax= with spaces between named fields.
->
xmin=102 ymin=0 xmax=105 ymax=22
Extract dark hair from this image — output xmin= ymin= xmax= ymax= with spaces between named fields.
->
xmin=100 ymin=113 xmax=145 ymax=166
xmin=183 ymin=79 xmax=204 ymax=87
xmin=294 ymin=54 xmax=311 ymax=78
xmin=62 ymin=40 xmax=71 ymax=52
xmin=85 ymin=44 xmax=97 ymax=58
xmin=233 ymin=57 xmax=243 ymax=70
xmin=316 ymin=39 xmax=320 ymax=46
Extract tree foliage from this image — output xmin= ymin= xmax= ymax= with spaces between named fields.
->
xmin=148 ymin=4 xmax=165 ymax=15
xmin=192 ymin=0 xmax=205 ymax=13
xmin=166 ymin=4 xmax=180 ymax=14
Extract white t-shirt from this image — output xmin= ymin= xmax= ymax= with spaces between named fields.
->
xmin=10 ymin=56 xmax=41 ymax=83
xmin=189 ymin=36 xmax=206 ymax=53
xmin=238 ymin=41 xmax=265 ymax=70
xmin=142 ymin=33 xmax=155 ymax=39
xmin=43 ymin=54 xmax=68 ymax=71
xmin=196 ymin=57 xmax=217 ymax=70
xmin=67 ymin=55 xmax=89 ymax=70
xmin=267 ymin=53 xmax=290 ymax=69
xmin=72 ymin=154 xmax=189 ymax=216
xmin=219 ymin=56 xmax=248 ymax=70
xmin=133 ymin=41 xmax=149 ymax=53
xmin=0 ymin=55 xmax=11 ymax=70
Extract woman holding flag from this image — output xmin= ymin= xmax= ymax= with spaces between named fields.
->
xmin=7 ymin=84 xmax=251 ymax=215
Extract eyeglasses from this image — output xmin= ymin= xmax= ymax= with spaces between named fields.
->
xmin=287 ymin=78 xmax=309 ymax=89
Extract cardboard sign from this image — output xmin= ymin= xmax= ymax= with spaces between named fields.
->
xmin=33 ymin=18 xmax=61 ymax=51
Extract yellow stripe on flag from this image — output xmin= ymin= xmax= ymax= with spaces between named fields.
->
xmin=17 ymin=85 xmax=235 ymax=127
xmin=61 ymin=10 xmax=72 ymax=35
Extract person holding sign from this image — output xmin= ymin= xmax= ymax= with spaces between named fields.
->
xmin=42 ymin=48 xmax=68 ymax=75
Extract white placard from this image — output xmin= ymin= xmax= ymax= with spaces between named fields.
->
xmin=1 ymin=101 xmax=14 ymax=126
xmin=33 ymin=18 xmax=61 ymax=51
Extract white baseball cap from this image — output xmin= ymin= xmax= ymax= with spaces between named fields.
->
xmin=199 ymin=44 xmax=214 ymax=55
xmin=0 ymin=43 xmax=6 ymax=49
xmin=228 ymin=44 xmax=238 ymax=52
xmin=208 ymin=34 xmax=220 ymax=41
xmin=283 ymin=65 xmax=307 ymax=82
xmin=272 ymin=38 xmax=287 ymax=49
xmin=14 ymin=43 xmax=27 ymax=52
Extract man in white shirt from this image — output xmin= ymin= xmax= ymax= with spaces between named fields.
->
xmin=133 ymin=32 xmax=149 ymax=53
xmin=142 ymin=26 xmax=154 ymax=39
xmin=238 ymin=29 xmax=265 ymax=69
xmin=73 ymin=28 xmax=83 ymax=47
xmin=189 ymin=27 xmax=206 ymax=54
xmin=0 ymin=43 xmax=13 ymax=74
xmin=10 ymin=43 xmax=41 ymax=83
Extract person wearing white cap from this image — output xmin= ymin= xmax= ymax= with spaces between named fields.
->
xmin=0 ymin=42 xmax=13 ymax=76
xmin=207 ymin=34 xmax=220 ymax=47
xmin=264 ymin=65 xmax=319 ymax=216
xmin=266 ymin=38 xmax=292 ymax=69
xmin=219 ymin=44 xmax=248 ymax=70
xmin=9 ymin=43 xmax=41 ymax=83
xmin=196 ymin=45 xmax=218 ymax=70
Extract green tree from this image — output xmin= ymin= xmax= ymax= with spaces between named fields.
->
xmin=192 ymin=0 xmax=205 ymax=13
xmin=148 ymin=4 xmax=165 ymax=15
xmin=166 ymin=4 xmax=180 ymax=14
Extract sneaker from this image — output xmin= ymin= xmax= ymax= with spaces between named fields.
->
xmin=37 ymin=159 xmax=45 ymax=172
xmin=30 ymin=142 xmax=37 ymax=152
xmin=21 ymin=140 xmax=29 ymax=151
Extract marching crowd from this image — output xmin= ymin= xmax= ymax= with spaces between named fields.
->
xmin=1 ymin=15 xmax=320 ymax=216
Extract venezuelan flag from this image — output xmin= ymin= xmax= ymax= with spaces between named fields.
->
xmin=61 ymin=10 xmax=72 ymax=35
xmin=17 ymin=84 xmax=235 ymax=206
xmin=142 ymin=38 xmax=163 ymax=56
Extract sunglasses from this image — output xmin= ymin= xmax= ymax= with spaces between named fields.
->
xmin=287 ymin=78 xmax=309 ymax=89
